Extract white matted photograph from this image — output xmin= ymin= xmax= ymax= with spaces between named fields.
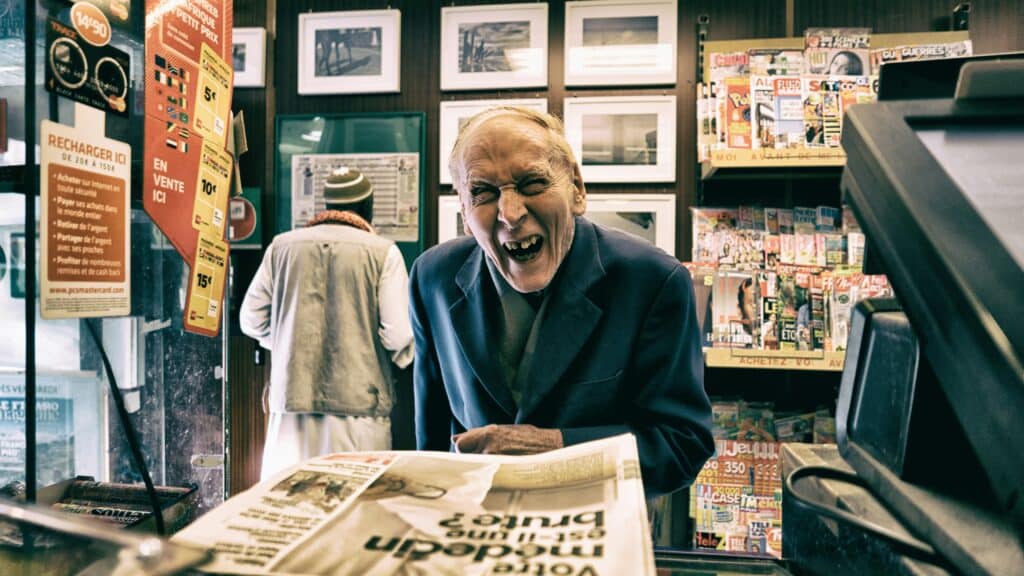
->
xmin=565 ymin=0 xmax=677 ymax=86
xmin=438 ymin=98 xmax=548 ymax=185
xmin=563 ymin=95 xmax=676 ymax=183
xmin=441 ymin=3 xmax=548 ymax=91
xmin=438 ymin=193 xmax=676 ymax=256
xmin=298 ymin=10 xmax=401 ymax=95
xmin=233 ymin=27 xmax=267 ymax=88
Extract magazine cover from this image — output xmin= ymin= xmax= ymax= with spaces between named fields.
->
xmin=710 ymin=398 xmax=741 ymax=440
xmin=772 ymin=76 xmax=804 ymax=148
xmin=748 ymin=49 xmax=803 ymax=76
xmin=697 ymin=83 xmax=717 ymax=161
xmin=820 ymin=78 xmax=843 ymax=148
xmin=711 ymin=270 xmax=758 ymax=348
xmin=815 ymin=205 xmax=841 ymax=232
xmin=759 ymin=270 xmax=779 ymax=350
xmin=803 ymin=27 xmax=870 ymax=76
xmin=725 ymin=77 xmax=752 ymax=149
xmin=709 ymin=51 xmax=750 ymax=83
xmin=810 ymin=272 xmax=826 ymax=351
xmin=777 ymin=209 xmax=794 ymax=235
xmin=764 ymin=207 xmax=780 ymax=235
xmin=691 ymin=440 xmax=782 ymax=558
xmin=682 ymin=261 xmax=718 ymax=348
xmin=750 ymin=76 xmax=776 ymax=149
xmin=802 ymin=76 xmax=825 ymax=147
xmin=869 ymin=39 xmax=973 ymax=73
xmin=692 ymin=208 xmax=737 ymax=262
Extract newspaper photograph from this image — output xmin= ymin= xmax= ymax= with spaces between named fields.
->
xmin=172 ymin=434 xmax=655 ymax=575
xmin=291 ymin=153 xmax=420 ymax=242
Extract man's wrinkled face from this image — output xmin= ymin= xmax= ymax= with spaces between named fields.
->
xmin=456 ymin=116 xmax=585 ymax=293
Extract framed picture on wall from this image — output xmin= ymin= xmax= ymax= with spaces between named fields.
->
xmin=440 ymin=3 xmax=548 ymax=91
xmin=438 ymin=98 xmax=548 ymax=185
xmin=233 ymin=27 xmax=267 ymax=88
xmin=563 ymin=95 xmax=676 ymax=183
xmin=438 ymin=193 xmax=677 ymax=256
xmin=298 ymin=9 xmax=401 ymax=95
xmin=564 ymin=0 xmax=677 ymax=87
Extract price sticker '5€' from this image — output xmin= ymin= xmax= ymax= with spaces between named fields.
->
xmin=185 ymin=230 xmax=228 ymax=335
xmin=193 ymin=43 xmax=232 ymax=146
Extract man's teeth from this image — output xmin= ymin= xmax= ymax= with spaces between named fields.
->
xmin=506 ymin=237 xmax=539 ymax=250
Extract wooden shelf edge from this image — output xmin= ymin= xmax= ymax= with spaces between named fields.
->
xmin=704 ymin=348 xmax=846 ymax=371
xmin=700 ymin=149 xmax=847 ymax=179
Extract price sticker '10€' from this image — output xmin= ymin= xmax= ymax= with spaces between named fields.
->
xmin=192 ymin=140 xmax=232 ymax=235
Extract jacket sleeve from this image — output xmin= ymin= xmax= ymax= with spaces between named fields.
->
xmin=409 ymin=258 xmax=455 ymax=452
xmin=378 ymin=245 xmax=414 ymax=369
xmin=560 ymin=265 xmax=714 ymax=497
xmin=239 ymin=243 xmax=275 ymax=350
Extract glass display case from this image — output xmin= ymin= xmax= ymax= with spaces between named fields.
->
xmin=0 ymin=0 xmax=229 ymax=542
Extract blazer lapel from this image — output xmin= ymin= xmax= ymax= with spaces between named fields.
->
xmin=452 ymin=248 xmax=517 ymax=417
xmin=517 ymin=220 xmax=605 ymax=421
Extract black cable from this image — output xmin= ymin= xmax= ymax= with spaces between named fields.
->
xmin=84 ymin=319 xmax=165 ymax=536
xmin=785 ymin=465 xmax=951 ymax=569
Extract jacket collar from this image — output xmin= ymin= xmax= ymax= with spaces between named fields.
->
xmin=451 ymin=218 xmax=605 ymax=420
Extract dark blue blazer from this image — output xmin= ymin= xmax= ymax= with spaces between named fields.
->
xmin=409 ymin=217 xmax=714 ymax=496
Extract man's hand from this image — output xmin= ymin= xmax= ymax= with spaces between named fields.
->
xmin=453 ymin=424 xmax=563 ymax=455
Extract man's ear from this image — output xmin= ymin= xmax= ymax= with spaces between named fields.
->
xmin=460 ymin=207 xmax=472 ymax=236
xmin=571 ymin=163 xmax=586 ymax=216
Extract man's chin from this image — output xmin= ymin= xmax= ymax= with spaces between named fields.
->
xmin=503 ymin=264 xmax=553 ymax=294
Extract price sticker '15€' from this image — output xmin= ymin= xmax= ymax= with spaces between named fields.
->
xmin=185 ymin=230 xmax=228 ymax=335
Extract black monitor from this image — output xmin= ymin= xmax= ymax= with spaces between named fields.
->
xmin=832 ymin=61 xmax=1024 ymax=574
xmin=877 ymin=51 xmax=1024 ymax=100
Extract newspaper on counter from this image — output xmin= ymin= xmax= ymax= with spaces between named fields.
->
xmin=173 ymin=434 xmax=655 ymax=575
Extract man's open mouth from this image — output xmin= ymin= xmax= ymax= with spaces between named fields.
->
xmin=503 ymin=235 xmax=543 ymax=262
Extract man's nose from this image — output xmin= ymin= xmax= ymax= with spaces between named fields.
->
xmin=496 ymin=186 xmax=527 ymax=228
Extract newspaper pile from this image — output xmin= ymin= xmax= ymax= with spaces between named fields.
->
xmin=172 ymin=434 xmax=655 ymax=575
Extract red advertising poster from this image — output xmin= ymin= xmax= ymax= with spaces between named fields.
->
xmin=144 ymin=0 xmax=232 ymax=336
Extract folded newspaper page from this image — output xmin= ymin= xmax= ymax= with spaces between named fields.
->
xmin=172 ymin=434 xmax=654 ymax=575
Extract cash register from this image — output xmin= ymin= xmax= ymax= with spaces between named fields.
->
xmin=784 ymin=55 xmax=1024 ymax=575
